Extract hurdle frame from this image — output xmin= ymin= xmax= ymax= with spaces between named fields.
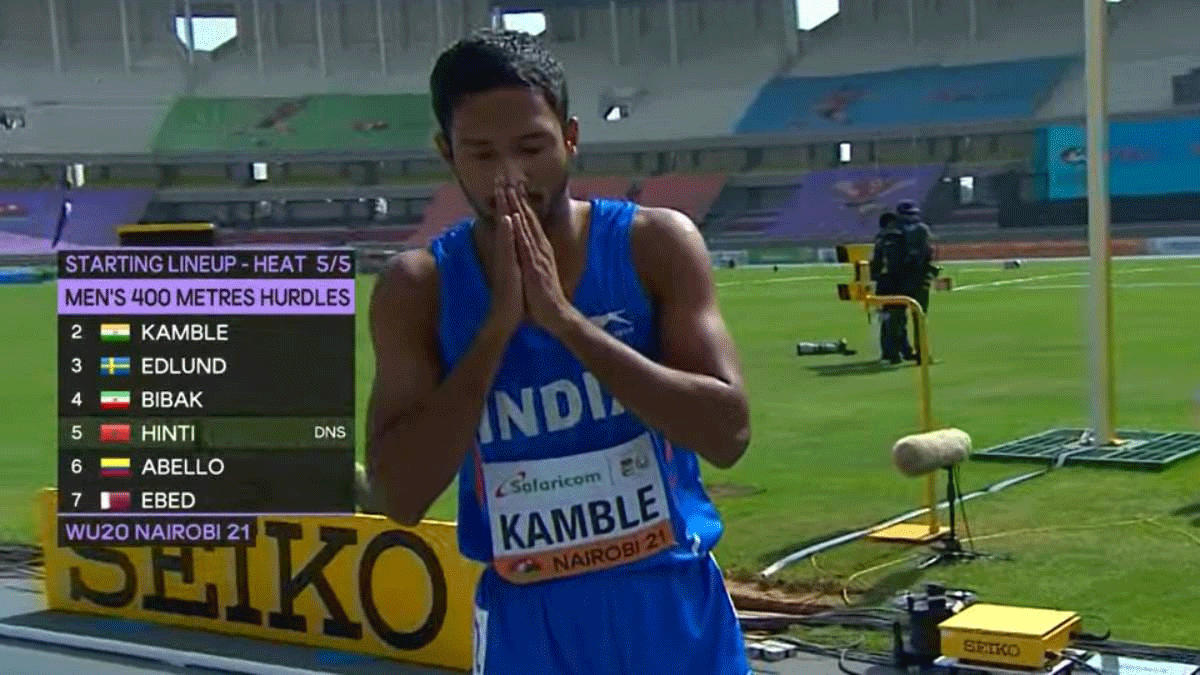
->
xmin=862 ymin=294 xmax=950 ymax=543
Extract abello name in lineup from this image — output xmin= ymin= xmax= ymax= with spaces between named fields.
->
xmin=140 ymin=457 xmax=225 ymax=476
xmin=141 ymin=323 xmax=229 ymax=342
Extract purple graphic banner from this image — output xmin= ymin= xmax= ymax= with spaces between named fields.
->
xmin=58 ymin=279 xmax=355 ymax=314
xmin=0 ymin=189 xmax=154 ymax=251
xmin=0 ymin=187 xmax=156 ymax=251
xmin=769 ymin=164 xmax=944 ymax=241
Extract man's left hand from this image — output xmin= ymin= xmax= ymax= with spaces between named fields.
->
xmin=507 ymin=184 xmax=579 ymax=335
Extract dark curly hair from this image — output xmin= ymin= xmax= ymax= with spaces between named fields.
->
xmin=429 ymin=28 xmax=569 ymax=140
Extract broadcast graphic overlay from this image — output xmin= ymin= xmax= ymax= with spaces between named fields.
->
xmin=56 ymin=249 xmax=356 ymax=547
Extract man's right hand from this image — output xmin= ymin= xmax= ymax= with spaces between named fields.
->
xmin=487 ymin=181 xmax=524 ymax=336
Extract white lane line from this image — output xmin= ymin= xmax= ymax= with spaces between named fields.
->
xmin=716 ymin=275 xmax=835 ymax=287
xmin=953 ymin=264 xmax=1199 ymax=291
xmin=1016 ymin=281 xmax=1200 ymax=290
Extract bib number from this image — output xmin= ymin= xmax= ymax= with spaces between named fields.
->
xmin=481 ymin=433 xmax=678 ymax=583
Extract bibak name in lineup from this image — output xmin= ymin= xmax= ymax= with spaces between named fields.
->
xmin=367 ymin=28 xmax=752 ymax=675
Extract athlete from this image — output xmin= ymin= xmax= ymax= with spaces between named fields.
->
xmin=366 ymin=28 xmax=752 ymax=675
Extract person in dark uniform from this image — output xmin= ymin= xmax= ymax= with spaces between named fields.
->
xmin=896 ymin=200 xmax=938 ymax=363
xmin=870 ymin=211 xmax=912 ymax=363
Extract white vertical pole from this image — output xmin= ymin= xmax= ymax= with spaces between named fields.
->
xmin=252 ymin=0 xmax=264 ymax=74
xmin=609 ymin=0 xmax=620 ymax=66
xmin=666 ymin=0 xmax=678 ymax=67
xmin=780 ymin=0 xmax=798 ymax=64
xmin=375 ymin=0 xmax=387 ymax=75
xmin=314 ymin=0 xmax=327 ymax=78
xmin=968 ymin=0 xmax=978 ymax=41
xmin=118 ymin=0 xmax=132 ymax=71
xmin=1084 ymin=0 xmax=1116 ymax=444
xmin=907 ymin=0 xmax=915 ymax=44
xmin=47 ymin=0 xmax=63 ymax=71
xmin=184 ymin=0 xmax=195 ymax=64
xmin=434 ymin=0 xmax=445 ymax=49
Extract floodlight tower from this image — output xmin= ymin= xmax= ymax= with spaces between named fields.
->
xmin=1084 ymin=0 xmax=1118 ymax=447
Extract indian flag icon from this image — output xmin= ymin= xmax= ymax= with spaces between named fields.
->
xmin=100 ymin=323 xmax=131 ymax=342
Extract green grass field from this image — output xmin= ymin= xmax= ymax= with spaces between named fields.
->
xmin=2 ymin=256 xmax=1199 ymax=646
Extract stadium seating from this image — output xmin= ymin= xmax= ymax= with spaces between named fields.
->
xmin=551 ymin=42 xmax=778 ymax=143
xmin=152 ymin=94 xmax=433 ymax=152
xmin=408 ymin=182 xmax=473 ymax=246
xmin=635 ymin=173 xmax=727 ymax=222
xmin=708 ymin=164 xmax=945 ymax=244
xmin=219 ymin=224 xmax=418 ymax=246
xmin=772 ymin=164 xmax=944 ymax=242
xmin=0 ymin=100 xmax=172 ymax=155
xmin=0 ymin=229 xmax=61 ymax=254
xmin=1 ymin=0 xmax=1198 ymax=246
xmin=405 ymin=176 xmax=635 ymax=247
xmin=736 ymin=57 xmax=1074 ymax=134
xmin=0 ymin=189 xmax=155 ymax=249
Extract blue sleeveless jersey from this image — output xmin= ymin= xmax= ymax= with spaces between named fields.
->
xmin=430 ymin=198 xmax=725 ymax=579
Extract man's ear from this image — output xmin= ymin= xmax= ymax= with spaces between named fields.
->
xmin=434 ymin=132 xmax=452 ymax=163
xmin=563 ymin=117 xmax=580 ymax=157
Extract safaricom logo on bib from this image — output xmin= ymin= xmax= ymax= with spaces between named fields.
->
xmin=494 ymin=470 xmax=604 ymax=498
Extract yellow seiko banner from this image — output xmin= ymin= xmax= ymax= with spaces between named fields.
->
xmin=38 ymin=489 xmax=484 ymax=671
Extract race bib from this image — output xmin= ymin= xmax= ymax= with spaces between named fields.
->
xmin=481 ymin=433 xmax=677 ymax=583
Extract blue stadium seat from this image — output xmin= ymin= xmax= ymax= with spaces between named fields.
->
xmin=735 ymin=56 xmax=1076 ymax=134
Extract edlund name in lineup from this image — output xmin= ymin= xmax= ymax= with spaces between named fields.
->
xmin=139 ymin=357 xmax=228 ymax=375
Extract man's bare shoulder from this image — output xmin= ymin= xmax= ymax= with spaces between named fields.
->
xmin=630 ymin=205 xmax=701 ymax=244
xmin=370 ymin=248 xmax=439 ymax=326
xmin=629 ymin=206 xmax=709 ymax=282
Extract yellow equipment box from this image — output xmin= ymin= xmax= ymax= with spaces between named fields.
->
xmin=939 ymin=603 xmax=1081 ymax=670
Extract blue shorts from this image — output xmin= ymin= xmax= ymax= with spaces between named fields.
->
xmin=472 ymin=553 xmax=749 ymax=675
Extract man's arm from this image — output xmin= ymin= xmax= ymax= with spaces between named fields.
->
xmin=552 ymin=208 xmax=750 ymax=469
xmin=870 ymin=237 xmax=885 ymax=281
xmin=365 ymin=251 xmax=512 ymax=526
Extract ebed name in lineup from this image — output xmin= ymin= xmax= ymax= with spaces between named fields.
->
xmin=58 ymin=516 xmax=257 ymax=547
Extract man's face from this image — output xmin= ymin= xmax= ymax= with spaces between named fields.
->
xmin=437 ymin=86 xmax=578 ymax=226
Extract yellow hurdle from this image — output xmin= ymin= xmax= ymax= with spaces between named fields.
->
xmin=834 ymin=244 xmax=949 ymax=543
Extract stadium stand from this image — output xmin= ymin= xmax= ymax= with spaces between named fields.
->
xmin=706 ymin=164 xmax=945 ymax=244
xmin=408 ymin=181 xmax=474 ymax=246
xmin=1039 ymin=0 xmax=1200 ymax=117
xmin=737 ymin=58 xmax=1075 ymax=134
xmin=634 ymin=173 xmax=727 ymax=222
xmin=0 ymin=189 xmax=154 ymax=251
xmin=0 ymin=0 xmax=184 ymax=154
xmin=0 ymin=0 xmax=1196 ymax=252
xmin=152 ymin=94 xmax=433 ymax=152
xmin=406 ymin=175 xmax=635 ymax=247
xmin=218 ymin=224 xmax=418 ymax=246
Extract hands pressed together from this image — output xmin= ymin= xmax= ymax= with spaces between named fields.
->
xmin=488 ymin=176 xmax=580 ymax=337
